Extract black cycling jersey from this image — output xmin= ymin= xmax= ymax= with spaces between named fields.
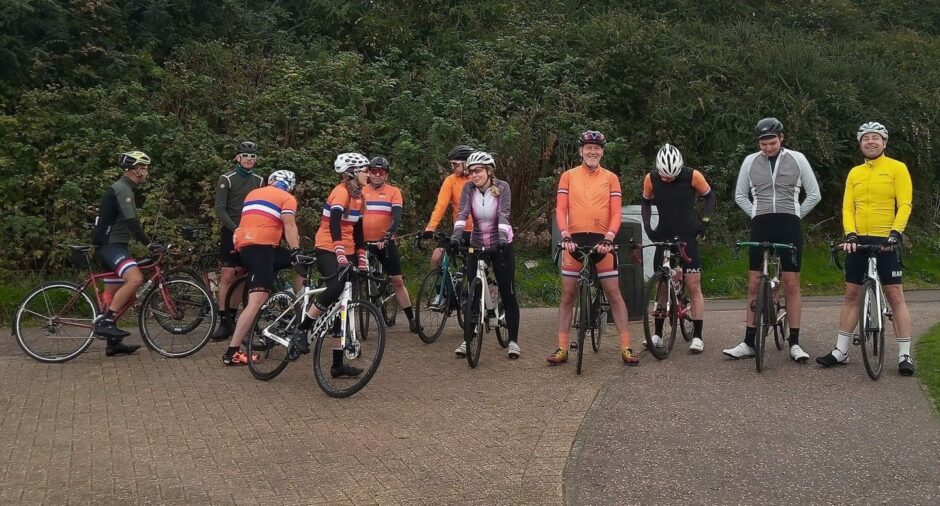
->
xmin=215 ymin=166 xmax=264 ymax=231
xmin=92 ymin=176 xmax=148 ymax=246
xmin=649 ymin=168 xmax=700 ymax=237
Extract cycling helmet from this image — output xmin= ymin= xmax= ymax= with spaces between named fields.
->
xmin=857 ymin=121 xmax=889 ymax=141
xmin=237 ymin=141 xmax=258 ymax=155
xmin=334 ymin=152 xmax=370 ymax=175
xmin=579 ymin=130 xmax=607 ymax=147
xmin=369 ymin=156 xmax=390 ymax=170
xmin=118 ymin=150 xmax=151 ymax=170
xmin=466 ymin=151 xmax=496 ymax=168
xmin=268 ymin=169 xmax=296 ymax=192
xmin=447 ymin=144 xmax=475 ymax=162
xmin=655 ymin=144 xmax=684 ymax=178
xmin=754 ymin=117 xmax=784 ymax=139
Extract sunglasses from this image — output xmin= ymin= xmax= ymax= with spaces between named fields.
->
xmin=367 ymin=168 xmax=387 ymax=174
xmin=239 ymin=153 xmax=258 ymax=160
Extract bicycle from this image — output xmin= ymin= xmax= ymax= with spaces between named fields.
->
xmin=553 ymin=242 xmax=613 ymax=375
xmin=13 ymin=244 xmax=217 ymax=362
xmin=360 ymin=241 xmax=400 ymax=327
xmin=830 ymin=242 xmax=898 ymax=380
xmin=460 ymin=245 xmax=510 ymax=368
xmin=413 ymin=232 xmax=467 ymax=344
xmin=633 ymin=238 xmax=692 ymax=360
xmin=244 ymin=254 xmax=386 ymax=398
xmin=735 ymin=241 xmax=796 ymax=373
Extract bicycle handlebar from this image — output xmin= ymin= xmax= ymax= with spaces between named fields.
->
xmin=414 ymin=231 xmax=448 ymax=252
xmin=734 ymin=241 xmax=798 ymax=266
xmin=628 ymin=238 xmax=691 ymax=264
xmin=829 ymin=241 xmax=900 ymax=270
xmin=552 ymin=242 xmax=619 ymax=266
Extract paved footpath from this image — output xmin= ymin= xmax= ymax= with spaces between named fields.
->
xmin=1 ymin=292 xmax=938 ymax=505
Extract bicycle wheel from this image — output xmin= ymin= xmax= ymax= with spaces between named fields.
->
xmin=139 ymin=279 xmax=216 ymax=358
xmin=381 ymin=284 xmax=399 ymax=327
xmin=590 ymin=284 xmax=607 ymax=353
xmin=14 ymin=281 xmax=97 ymax=363
xmin=643 ymin=273 xmax=677 ymax=360
xmin=224 ymin=274 xmax=250 ymax=315
xmin=312 ymin=301 xmax=386 ymax=398
xmin=464 ymin=278 xmax=484 ymax=368
xmin=678 ymin=294 xmax=693 ymax=342
xmin=576 ymin=281 xmax=591 ymax=375
xmin=858 ymin=280 xmax=885 ymax=380
xmin=753 ymin=279 xmax=772 ymax=373
xmin=247 ymin=291 xmax=295 ymax=381
xmin=415 ymin=268 xmax=449 ymax=343
xmin=491 ymin=282 xmax=509 ymax=348
xmin=773 ymin=301 xmax=788 ymax=351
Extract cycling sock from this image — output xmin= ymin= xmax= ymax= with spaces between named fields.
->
xmin=558 ymin=332 xmax=569 ymax=350
xmin=226 ymin=308 xmax=237 ymax=318
xmin=298 ymin=316 xmax=315 ymax=332
xmin=788 ymin=327 xmax=800 ymax=346
xmin=103 ymin=309 xmax=115 ymax=321
xmin=835 ymin=330 xmax=852 ymax=357
xmin=403 ymin=306 xmax=415 ymax=321
xmin=897 ymin=337 xmax=911 ymax=359
xmin=744 ymin=326 xmax=756 ymax=348
xmin=692 ymin=320 xmax=703 ymax=339
xmin=654 ymin=318 xmax=664 ymax=335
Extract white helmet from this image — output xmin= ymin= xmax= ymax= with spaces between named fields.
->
xmin=466 ymin=151 xmax=496 ymax=168
xmin=857 ymin=121 xmax=888 ymax=141
xmin=655 ymin=143 xmax=684 ymax=178
xmin=334 ymin=152 xmax=370 ymax=175
xmin=268 ymin=170 xmax=296 ymax=192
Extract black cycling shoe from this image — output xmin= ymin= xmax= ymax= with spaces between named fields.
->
xmin=899 ymin=355 xmax=915 ymax=376
xmin=330 ymin=363 xmax=363 ymax=378
xmin=291 ymin=330 xmax=310 ymax=355
xmin=105 ymin=337 xmax=140 ymax=356
xmin=94 ymin=320 xmax=131 ymax=339
xmin=815 ymin=351 xmax=848 ymax=368
xmin=408 ymin=318 xmax=421 ymax=334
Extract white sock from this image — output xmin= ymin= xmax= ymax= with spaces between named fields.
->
xmin=897 ymin=337 xmax=911 ymax=361
xmin=834 ymin=331 xmax=852 ymax=359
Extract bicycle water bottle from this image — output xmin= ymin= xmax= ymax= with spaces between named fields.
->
xmin=135 ymin=279 xmax=154 ymax=300
xmin=485 ymin=284 xmax=496 ymax=310
xmin=671 ymin=267 xmax=683 ymax=288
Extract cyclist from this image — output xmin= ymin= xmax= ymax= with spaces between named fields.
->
xmin=449 ymin=151 xmax=521 ymax=359
xmin=641 ymin=143 xmax=716 ymax=354
xmin=422 ymin=144 xmax=475 ymax=267
xmin=289 ymin=153 xmax=371 ymax=378
xmin=210 ymin=141 xmax=265 ymax=342
xmin=724 ymin=117 xmax=821 ymax=363
xmin=91 ymin=150 xmax=164 ymax=356
xmin=222 ymin=169 xmax=301 ymax=366
xmin=547 ymin=130 xmax=639 ymax=366
xmin=816 ymin=122 xmax=915 ymax=376
xmin=362 ymin=156 xmax=419 ymax=333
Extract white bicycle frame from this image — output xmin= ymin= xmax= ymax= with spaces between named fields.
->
xmin=863 ymin=254 xmax=889 ymax=333
xmin=469 ymin=247 xmax=500 ymax=329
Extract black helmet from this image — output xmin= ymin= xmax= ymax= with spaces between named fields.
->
xmin=754 ymin=118 xmax=784 ymax=139
xmin=237 ymin=141 xmax=258 ymax=155
xmin=578 ymin=130 xmax=607 ymax=147
xmin=447 ymin=144 xmax=475 ymax=162
xmin=369 ymin=156 xmax=390 ymax=170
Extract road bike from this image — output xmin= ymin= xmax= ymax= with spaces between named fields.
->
xmin=553 ymin=243 xmax=613 ymax=375
xmin=633 ymin=238 xmax=692 ymax=360
xmin=13 ymin=244 xmax=217 ymax=362
xmin=736 ymin=241 xmax=795 ymax=373
xmin=460 ymin=245 xmax=510 ymax=368
xmin=414 ymin=232 xmax=467 ymax=343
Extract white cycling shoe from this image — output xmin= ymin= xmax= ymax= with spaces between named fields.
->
xmin=689 ymin=337 xmax=704 ymax=354
xmin=722 ymin=342 xmax=755 ymax=359
xmin=649 ymin=334 xmax=663 ymax=348
xmin=507 ymin=341 xmax=521 ymax=359
xmin=789 ymin=344 xmax=810 ymax=363
xmin=454 ymin=341 xmax=467 ymax=358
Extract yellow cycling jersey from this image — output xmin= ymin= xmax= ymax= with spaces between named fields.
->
xmin=842 ymin=154 xmax=912 ymax=237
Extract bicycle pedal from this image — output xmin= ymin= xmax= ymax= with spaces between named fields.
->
xmin=852 ymin=334 xmax=861 ymax=346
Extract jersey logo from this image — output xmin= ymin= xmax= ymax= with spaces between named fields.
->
xmin=125 ymin=197 xmax=132 ymax=203
xmin=892 ymin=271 xmax=903 ymax=278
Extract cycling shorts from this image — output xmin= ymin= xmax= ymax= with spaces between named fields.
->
xmin=653 ymin=236 xmax=702 ymax=273
xmin=368 ymin=241 xmax=402 ymax=277
xmin=238 ymin=245 xmax=292 ymax=293
xmin=844 ymin=236 xmax=903 ymax=286
xmin=560 ymin=233 xmax=618 ymax=280
xmin=748 ymin=214 xmax=803 ymax=273
xmin=98 ymin=243 xmax=138 ymax=283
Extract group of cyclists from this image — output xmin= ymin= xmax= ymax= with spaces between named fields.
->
xmin=88 ymin=116 xmax=917 ymax=377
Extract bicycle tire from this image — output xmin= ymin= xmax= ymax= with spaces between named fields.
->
xmin=754 ymin=279 xmax=772 ymax=373
xmin=381 ymin=285 xmax=399 ymax=328
xmin=575 ymin=281 xmax=591 ymax=374
xmin=415 ymin=268 xmax=449 ymax=343
xmin=464 ymin=277 xmax=484 ymax=368
xmin=590 ymin=285 xmax=606 ymax=353
xmin=644 ymin=273 xmax=677 ymax=360
xmin=312 ymin=301 xmax=386 ymax=398
xmin=14 ymin=281 xmax=97 ymax=363
xmin=858 ymin=280 xmax=885 ymax=380
xmin=247 ymin=291 xmax=295 ymax=381
xmin=773 ymin=301 xmax=788 ymax=351
xmin=492 ymin=282 xmax=509 ymax=348
xmin=224 ymin=274 xmax=250 ymax=315
xmin=139 ymin=278 xmax=216 ymax=358
xmin=679 ymin=294 xmax=693 ymax=342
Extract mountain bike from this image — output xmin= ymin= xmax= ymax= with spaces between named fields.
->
xmin=736 ymin=241 xmax=796 ymax=373
xmin=553 ymin=242 xmax=613 ymax=375
xmin=830 ymin=242 xmax=898 ymax=380
xmin=13 ymin=244 xmax=217 ymax=362
xmin=633 ymin=238 xmax=692 ymax=360
xmin=460 ymin=245 xmax=510 ymax=368
xmin=414 ymin=232 xmax=467 ymax=343
xmin=244 ymin=255 xmax=386 ymax=398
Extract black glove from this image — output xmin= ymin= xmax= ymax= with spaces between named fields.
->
xmin=845 ymin=232 xmax=859 ymax=245
xmin=447 ymin=237 xmax=462 ymax=254
xmin=885 ymin=230 xmax=902 ymax=247
xmin=148 ymin=243 xmax=167 ymax=255
xmin=497 ymin=238 xmax=509 ymax=249
xmin=422 ymin=230 xmax=435 ymax=240
xmin=289 ymin=247 xmax=302 ymax=263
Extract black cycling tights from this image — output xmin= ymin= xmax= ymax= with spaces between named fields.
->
xmin=465 ymin=245 xmax=520 ymax=343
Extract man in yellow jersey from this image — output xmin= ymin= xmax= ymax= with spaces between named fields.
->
xmin=422 ymin=144 xmax=474 ymax=267
xmin=547 ymin=130 xmax=639 ymax=366
xmin=816 ymin=122 xmax=915 ymax=376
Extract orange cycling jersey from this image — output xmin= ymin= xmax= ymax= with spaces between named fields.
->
xmin=556 ymin=164 xmax=622 ymax=237
xmin=234 ymin=186 xmax=298 ymax=249
xmin=362 ymin=184 xmax=403 ymax=242
xmin=315 ymin=183 xmax=364 ymax=252
xmin=425 ymin=173 xmax=472 ymax=232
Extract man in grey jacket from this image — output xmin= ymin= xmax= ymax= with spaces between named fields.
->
xmin=723 ymin=118 xmax=821 ymax=363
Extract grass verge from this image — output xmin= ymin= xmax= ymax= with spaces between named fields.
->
xmin=915 ymin=323 xmax=940 ymax=414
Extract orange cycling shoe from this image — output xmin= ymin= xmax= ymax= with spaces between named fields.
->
xmin=222 ymin=350 xmax=260 ymax=366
